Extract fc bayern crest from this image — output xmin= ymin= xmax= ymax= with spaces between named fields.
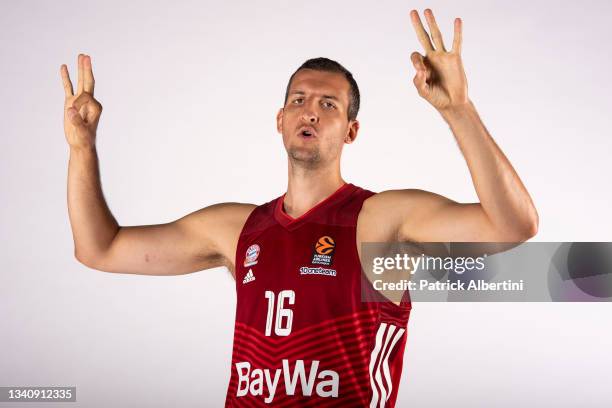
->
xmin=244 ymin=244 xmax=260 ymax=267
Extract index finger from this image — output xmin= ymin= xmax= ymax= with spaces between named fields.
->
xmin=410 ymin=9 xmax=434 ymax=52
xmin=60 ymin=64 xmax=74 ymax=97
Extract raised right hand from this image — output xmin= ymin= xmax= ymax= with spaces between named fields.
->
xmin=61 ymin=54 xmax=103 ymax=150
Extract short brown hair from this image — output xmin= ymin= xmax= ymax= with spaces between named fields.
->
xmin=284 ymin=57 xmax=360 ymax=121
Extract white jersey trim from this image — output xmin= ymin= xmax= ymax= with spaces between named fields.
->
xmin=369 ymin=322 xmax=405 ymax=408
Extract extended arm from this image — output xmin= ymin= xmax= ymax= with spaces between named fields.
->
xmin=62 ymin=54 xmax=254 ymax=275
xmin=360 ymin=10 xmax=537 ymax=244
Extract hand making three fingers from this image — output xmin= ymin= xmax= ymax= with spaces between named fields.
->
xmin=60 ymin=54 xmax=102 ymax=150
xmin=409 ymin=9 xmax=469 ymax=112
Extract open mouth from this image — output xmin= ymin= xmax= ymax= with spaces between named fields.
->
xmin=298 ymin=127 xmax=317 ymax=138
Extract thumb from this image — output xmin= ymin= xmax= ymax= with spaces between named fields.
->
xmin=410 ymin=52 xmax=430 ymax=97
xmin=413 ymin=70 xmax=429 ymax=97
xmin=67 ymin=107 xmax=86 ymax=130
xmin=410 ymin=52 xmax=426 ymax=72
xmin=410 ymin=52 xmax=429 ymax=97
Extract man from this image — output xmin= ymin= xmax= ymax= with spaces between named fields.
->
xmin=62 ymin=9 xmax=537 ymax=407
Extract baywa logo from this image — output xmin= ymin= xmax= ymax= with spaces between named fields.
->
xmin=312 ymin=236 xmax=335 ymax=266
xmin=235 ymin=359 xmax=339 ymax=403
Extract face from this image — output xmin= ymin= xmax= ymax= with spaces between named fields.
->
xmin=276 ymin=69 xmax=359 ymax=168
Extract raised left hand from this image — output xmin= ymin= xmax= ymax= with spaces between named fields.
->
xmin=409 ymin=9 xmax=469 ymax=112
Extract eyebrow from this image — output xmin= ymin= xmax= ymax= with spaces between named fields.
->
xmin=290 ymin=90 xmax=339 ymax=101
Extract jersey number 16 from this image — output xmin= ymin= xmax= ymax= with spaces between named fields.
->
xmin=264 ymin=290 xmax=295 ymax=336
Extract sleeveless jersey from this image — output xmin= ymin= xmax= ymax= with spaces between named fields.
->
xmin=225 ymin=183 xmax=412 ymax=407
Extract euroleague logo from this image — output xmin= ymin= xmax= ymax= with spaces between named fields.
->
xmin=315 ymin=236 xmax=335 ymax=255
xmin=311 ymin=236 xmax=335 ymax=266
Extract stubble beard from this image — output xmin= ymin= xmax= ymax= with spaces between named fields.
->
xmin=288 ymin=145 xmax=322 ymax=169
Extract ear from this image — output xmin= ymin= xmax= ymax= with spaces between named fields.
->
xmin=344 ymin=120 xmax=360 ymax=144
xmin=276 ymin=108 xmax=284 ymax=134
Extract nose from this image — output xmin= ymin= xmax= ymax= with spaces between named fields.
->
xmin=300 ymin=105 xmax=319 ymax=124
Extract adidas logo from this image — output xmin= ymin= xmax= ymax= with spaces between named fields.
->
xmin=242 ymin=269 xmax=255 ymax=284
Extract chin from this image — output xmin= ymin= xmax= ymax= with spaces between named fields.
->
xmin=288 ymin=147 xmax=321 ymax=166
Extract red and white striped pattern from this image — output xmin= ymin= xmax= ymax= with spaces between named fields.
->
xmin=368 ymin=323 xmax=406 ymax=408
xmin=225 ymin=309 xmax=407 ymax=407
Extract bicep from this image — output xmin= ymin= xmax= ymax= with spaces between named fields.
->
xmin=89 ymin=203 xmax=255 ymax=275
xmin=364 ymin=190 xmax=508 ymax=243
xmin=400 ymin=198 xmax=502 ymax=242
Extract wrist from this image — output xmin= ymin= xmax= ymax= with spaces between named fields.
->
xmin=439 ymin=99 xmax=476 ymax=122
xmin=69 ymin=145 xmax=97 ymax=158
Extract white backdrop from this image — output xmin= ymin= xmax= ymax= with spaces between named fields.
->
xmin=1 ymin=0 xmax=611 ymax=406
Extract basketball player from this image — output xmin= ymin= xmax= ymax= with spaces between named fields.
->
xmin=62 ymin=9 xmax=538 ymax=407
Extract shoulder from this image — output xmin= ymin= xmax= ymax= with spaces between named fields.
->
xmin=362 ymin=188 xmax=452 ymax=217
xmin=179 ymin=202 xmax=257 ymax=247
xmin=179 ymin=202 xmax=257 ymax=269
xmin=362 ymin=188 xmax=448 ymax=208
xmin=358 ymin=189 xmax=451 ymax=242
xmin=182 ymin=202 xmax=257 ymax=230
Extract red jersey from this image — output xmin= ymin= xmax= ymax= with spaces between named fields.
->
xmin=225 ymin=183 xmax=412 ymax=407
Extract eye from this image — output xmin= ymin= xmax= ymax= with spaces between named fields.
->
xmin=292 ymin=98 xmax=304 ymax=104
xmin=322 ymin=101 xmax=336 ymax=109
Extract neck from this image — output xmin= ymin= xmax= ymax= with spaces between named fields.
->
xmin=283 ymin=159 xmax=345 ymax=218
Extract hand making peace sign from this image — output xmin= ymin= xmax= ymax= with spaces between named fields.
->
xmin=60 ymin=54 xmax=103 ymax=150
xmin=409 ymin=9 xmax=469 ymax=112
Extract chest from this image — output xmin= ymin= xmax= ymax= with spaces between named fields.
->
xmin=235 ymin=223 xmax=365 ymax=330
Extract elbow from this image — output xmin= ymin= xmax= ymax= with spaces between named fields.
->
xmin=527 ymin=216 xmax=539 ymax=238
xmin=521 ymin=220 xmax=538 ymax=241
xmin=516 ymin=211 xmax=539 ymax=241
xmin=495 ymin=211 xmax=538 ymax=242
xmin=74 ymin=248 xmax=85 ymax=264
xmin=525 ymin=205 xmax=539 ymax=239
xmin=74 ymin=248 xmax=99 ymax=269
xmin=74 ymin=250 xmax=90 ymax=267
